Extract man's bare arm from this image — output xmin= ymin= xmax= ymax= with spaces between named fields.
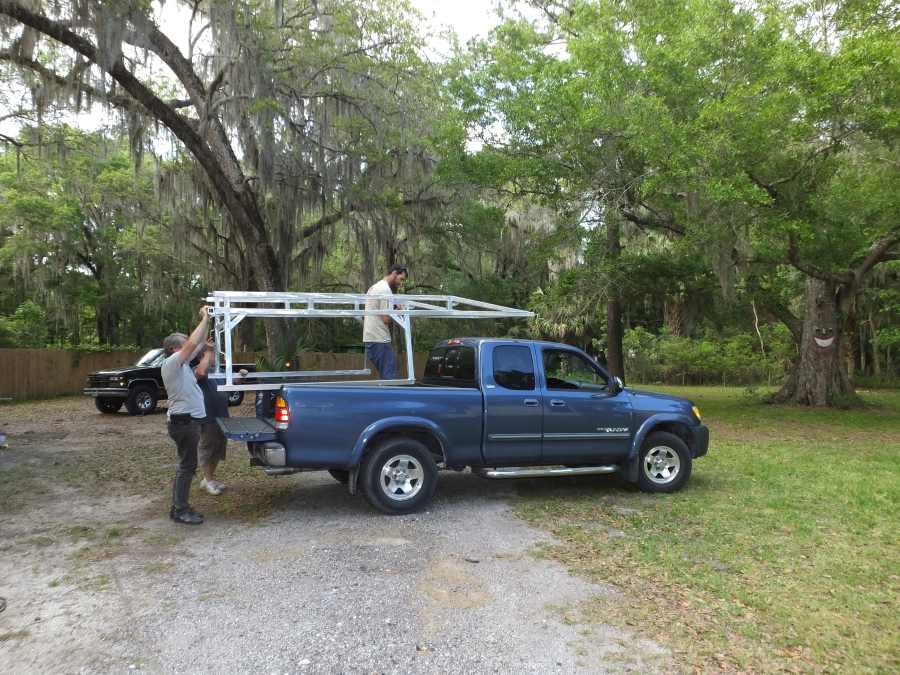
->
xmin=177 ymin=307 xmax=210 ymax=363
xmin=194 ymin=343 xmax=214 ymax=378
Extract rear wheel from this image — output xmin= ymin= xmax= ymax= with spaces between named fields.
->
xmin=227 ymin=391 xmax=244 ymax=407
xmin=95 ymin=397 xmax=123 ymax=414
xmin=637 ymin=431 xmax=692 ymax=493
xmin=328 ymin=469 xmax=350 ymax=484
xmin=126 ymin=385 xmax=158 ymax=416
xmin=361 ymin=437 xmax=438 ymax=514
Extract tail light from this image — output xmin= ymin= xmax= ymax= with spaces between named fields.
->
xmin=274 ymin=395 xmax=290 ymax=430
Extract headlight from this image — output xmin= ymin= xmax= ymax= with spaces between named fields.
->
xmin=691 ymin=405 xmax=702 ymax=422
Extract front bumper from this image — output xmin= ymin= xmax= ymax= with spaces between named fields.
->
xmin=691 ymin=424 xmax=710 ymax=458
xmin=83 ymin=388 xmax=129 ymax=398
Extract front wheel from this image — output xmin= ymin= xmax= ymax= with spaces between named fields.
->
xmin=126 ymin=385 xmax=158 ymax=416
xmin=95 ymin=397 xmax=123 ymax=414
xmin=637 ymin=431 xmax=692 ymax=493
xmin=227 ymin=391 xmax=244 ymax=407
xmin=361 ymin=437 xmax=438 ymax=514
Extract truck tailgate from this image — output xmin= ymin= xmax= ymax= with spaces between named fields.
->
xmin=217 ymin=417 xmax=278 ymax=442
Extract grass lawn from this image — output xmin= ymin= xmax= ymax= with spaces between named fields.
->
xmin=515 ymin=386 xmax=900 ymax=673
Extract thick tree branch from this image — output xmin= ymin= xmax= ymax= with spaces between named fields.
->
xmin=0 ymin=1 xmax=274 ymax=265
xmin=854 ymin=230 xmax=900 ymax=287
xmin=787 ymin=233 xmax=854 ymax=284
xmin=620 ymin=205 xmax=686 ymax=236
xmin=0 ymin=49 xmax=192 ymax=110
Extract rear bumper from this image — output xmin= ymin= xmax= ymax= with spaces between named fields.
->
xmin=84 ymin=388 xmax=128 ymax=398
xmin=691 ymin=424 xmax=710 ymax=458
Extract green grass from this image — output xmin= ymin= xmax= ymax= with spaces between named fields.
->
xmin=516 ymin=387 xmax=900 ymax=673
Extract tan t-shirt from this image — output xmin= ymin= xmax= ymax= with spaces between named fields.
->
xmin=363 ymin=278 xmax=392 ymax=343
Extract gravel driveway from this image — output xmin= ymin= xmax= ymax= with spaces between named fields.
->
xmin=0 ymin=399 xmax=670 ymax=674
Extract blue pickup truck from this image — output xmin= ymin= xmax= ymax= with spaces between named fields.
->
xmin=220 ymin=338 xmax=709 ymax=514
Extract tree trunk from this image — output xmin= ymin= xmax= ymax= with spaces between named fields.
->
xmin=773 ymin=278 xmax=857 ymax=406
xmin=96 ymin=301 xmax=118 ymax=346
xmin=663 ymin=296 xmax=687 ymax=336
xmin=606 ymin=217 xmax=624 ymax=379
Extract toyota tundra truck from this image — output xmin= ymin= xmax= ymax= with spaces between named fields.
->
xmin=219 ymin=338 xmax=709 ymax=513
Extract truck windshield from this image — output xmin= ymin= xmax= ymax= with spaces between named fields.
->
xmin=136 ymin=348 xmax=165 ymax=367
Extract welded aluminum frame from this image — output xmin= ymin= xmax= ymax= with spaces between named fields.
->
xmin=206 ymin=290 xmax=533 ymax=392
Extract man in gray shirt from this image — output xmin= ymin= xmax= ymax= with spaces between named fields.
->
xmin=363 ymin=265 xmax=408 ymax=379
xmin=161 ymin=307 xmax=210 ymax=524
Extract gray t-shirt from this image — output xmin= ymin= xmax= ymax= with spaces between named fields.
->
xmin=161 ymin=352 xmax=206 ymax=419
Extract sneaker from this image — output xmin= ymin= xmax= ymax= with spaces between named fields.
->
xmin=169 ymin=507 xmax=204 ymax=525
xmin=210 ymin=480 xmax=227 ymax=492
xmin=201 ymin=479 xmax=223 ymax=496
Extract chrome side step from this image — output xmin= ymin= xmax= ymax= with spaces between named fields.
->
xmin=475 ymin=465 xmax=618 ymax=479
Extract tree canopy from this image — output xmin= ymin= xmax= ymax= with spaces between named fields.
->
xmin=0 ymin=0 xmax=897 ymax=405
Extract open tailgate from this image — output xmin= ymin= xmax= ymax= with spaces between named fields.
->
xmin=217 ymin=417 xmax=278 ymax=442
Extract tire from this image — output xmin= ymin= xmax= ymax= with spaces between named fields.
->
xmin=360 ymin=437 xmax=438 ymax=514
xmin=125 ymin=385 xmax=158 ymax=416
xmin=227 ymin=391 xmax=244 ymax=407
xmin=94 ymin=397 xmax=123 ymax=414
xmin=637 ymin=431 xmax=692 ymax=493
xmin=328 ymin=469 xmax=350 ymax=484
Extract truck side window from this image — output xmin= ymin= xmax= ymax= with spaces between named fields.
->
xmin=493 ymin=346 xmax=535 ymax=391
xmin=542 ymin=349 xmax=607 ymax=391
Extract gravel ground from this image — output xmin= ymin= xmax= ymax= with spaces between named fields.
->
xmin=0 ymin=398 xmax=671 ymax=674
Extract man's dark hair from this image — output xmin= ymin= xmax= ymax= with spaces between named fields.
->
xmin=388 ymin=264 xmax=408 ymax=276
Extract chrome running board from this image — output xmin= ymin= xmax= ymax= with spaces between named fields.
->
xmin=475 ymin=465 xmax=618 ymax=479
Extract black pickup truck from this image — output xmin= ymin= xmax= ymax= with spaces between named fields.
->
xmin=84 ymin=348 xmax=255 ymax=415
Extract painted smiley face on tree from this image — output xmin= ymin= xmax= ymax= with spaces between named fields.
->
xmin=813 ymin=326 xmax=836 ymax=350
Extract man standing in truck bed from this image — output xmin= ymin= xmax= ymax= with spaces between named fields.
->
xmin=363 ymin=265 xmax=408 ymax=380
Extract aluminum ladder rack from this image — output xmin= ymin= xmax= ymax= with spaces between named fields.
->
xmin=206 ymin=290 xmax=533 ymax=392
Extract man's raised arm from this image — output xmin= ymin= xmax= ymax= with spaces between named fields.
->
xmin=176 ymin=307 xmax=210 ymax=363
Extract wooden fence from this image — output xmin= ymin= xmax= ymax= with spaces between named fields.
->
xmin=0 ymin=349 xmax=428 ymax=401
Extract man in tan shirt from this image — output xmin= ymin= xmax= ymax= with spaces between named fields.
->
xmin=363 ymin=265 xmax=408 ymax=379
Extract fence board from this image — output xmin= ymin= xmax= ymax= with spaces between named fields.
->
xmin=0 ymin=348 xmax=429 ymax=400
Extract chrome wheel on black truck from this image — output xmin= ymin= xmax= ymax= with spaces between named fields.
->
xmin=125 ymin=385 xmax=158 ymax=416
xmin=361 ymin=437 xmax=438 ymax=514
xmin=94 ymin=397 xmax=123 ymax=414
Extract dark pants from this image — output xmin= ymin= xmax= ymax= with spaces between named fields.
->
xmin=167 ymin=419 xmax=200 ymax=511
xmin=365 ymin=342 xmax=398 ymax=379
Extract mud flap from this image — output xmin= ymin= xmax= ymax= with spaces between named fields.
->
xmin=624 ymin=455 xmax=639 ymax=483
xmin=348 ymin=466 xmax=360 ymax=495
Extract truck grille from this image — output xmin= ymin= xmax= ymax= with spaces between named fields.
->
xmin=88 ymin=375 xmax=118 ymax=387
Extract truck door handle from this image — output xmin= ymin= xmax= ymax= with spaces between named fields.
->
xmin=550 ymin=399 xmax=566 ymax=407
xmin=523 ymin=399 xmax=540 ymax=407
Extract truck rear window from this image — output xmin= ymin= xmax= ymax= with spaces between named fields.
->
xmin=422 ymin=346 xmax=477 ymax=387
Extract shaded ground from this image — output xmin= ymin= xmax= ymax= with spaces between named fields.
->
xmin=0 ymin=397 xmax=670 ymax=674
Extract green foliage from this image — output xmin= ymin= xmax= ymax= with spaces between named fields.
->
xmin=622 ymin=326 xmax=795 ymax=386
xmin=2 ymin=301 xmax=49 ymax=347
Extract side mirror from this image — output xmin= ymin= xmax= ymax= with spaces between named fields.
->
xmin=608 ymin=376 xmax=624 ymax=395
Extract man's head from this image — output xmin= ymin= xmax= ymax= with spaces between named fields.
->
xmin=385 ymin=264 xmax=408 ymax=292
xmin=163 ymin=333 xmax=188 ymax=356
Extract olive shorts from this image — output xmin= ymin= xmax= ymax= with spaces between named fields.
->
xmin=198 ymin=422 xmax=227 ymax=465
